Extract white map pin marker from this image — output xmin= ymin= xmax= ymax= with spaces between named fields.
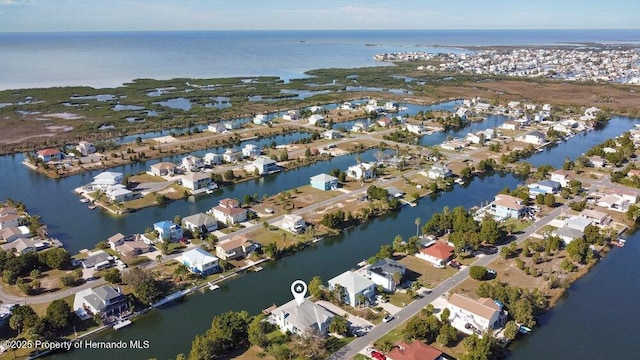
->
xmin=291 ymin=280 xmax=307 ymax=306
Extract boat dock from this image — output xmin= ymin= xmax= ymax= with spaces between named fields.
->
xmin=113 ymin=319 xmax=132 ymax=330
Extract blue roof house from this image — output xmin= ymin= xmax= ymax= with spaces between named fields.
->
xmin=154 ymin=220 xmax=183 ymax=242
xmin=310 ymin=173 xmax=338 ymax=191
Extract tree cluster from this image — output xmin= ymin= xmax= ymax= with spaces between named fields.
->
xmin=476 ymin=281 xmax=548 ymax=327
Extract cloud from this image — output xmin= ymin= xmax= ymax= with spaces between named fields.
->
xmin=1 ymin=0 xmax=33 ymax=5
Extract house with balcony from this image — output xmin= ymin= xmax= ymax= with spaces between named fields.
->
xmin=73 ymin=285 xmax=128 ymax=320
xmin=446 ymin=293 xmax=505 ymax=336
xmin=364 ymin=258 xmax=406 ymax=292
xmin=92 ymin=171 xmax=123 ymax=191
xmin=203 ymin=153 xmax=221 ymax=167
xmin=154 ymin=220 xmax=183 ymax=242
xmin=308 ymin=114 xmax=326 ymax=126
xmin=550 ymin=170 xmax=572 ymax=187
xmin=181 ymin=172 xmax=212 ymax=192
xmin=222 ymin=148 xmax=242 ymax=163
xmin=310 ymin=173 xmax=338 ymax=191
xmin=182 ymin=155 xmax=204 ymax=172
xmin=253 ymin=156 xmax=280 ymax=175
xmin=150 ymin=162 xmax=177 ymax=177
xmin=347 ymin=163 xmax=375 ymax=181
xmin=210 ymin=198 xmax=247 ymax=225
xmin=328 ymin=270 xmax=376 ymax=307
xmin=281 ymin=214 xmax=306 ymax=234
xmin=242 ymin=144 xmax=261 ymax=159
xmin=271 ymin=299 xmax=334 ymax=336
xmin=182 ymin=248 xmax=219 ymax=275
xmin=427 ymin=163 xmax=453 ymax=180
xmin=37 ymin=148 xmax=63 ymax=162
xmin=76 ymin=141 xmax=96 ymax=155
xmin=527 ymin=179 xmax=561 ymax=196
xmin=182 ymin=213 xmax=218 ymax=234
xmin=488 ymin=194 xmax=526 ymax=220
xmin=215 ymin=234 xmax=255 ymax=260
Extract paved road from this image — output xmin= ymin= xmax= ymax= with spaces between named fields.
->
xmin=328 ymin=201 xmax=570 ymax=360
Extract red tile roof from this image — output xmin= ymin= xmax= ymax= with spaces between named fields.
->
xmin=37 ymin=148 xmax=61 ymax=156
xmin=387 ymin=341 xmax=442 ymax=360
xmin=420 ymin=242 xmax=454 ymax=260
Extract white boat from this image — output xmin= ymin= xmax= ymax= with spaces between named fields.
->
xmin=80 ymin=198 xmax=89 ymax=203
xmin=454 ymin=178 xmax=465 ymax=185
xmin=208 ymin=282 xmax=220 ymax=290
xmin=113 ymin=319 xmax=132 ymax=330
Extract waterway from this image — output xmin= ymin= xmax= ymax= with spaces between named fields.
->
xmin=527 ymin=116 xmax=640 ymax=168
xmin=52 ymin=171 xmax=524 ymax=359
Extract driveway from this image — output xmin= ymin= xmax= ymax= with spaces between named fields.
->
xmin=316 ymin=300 xmax=373 ymax=329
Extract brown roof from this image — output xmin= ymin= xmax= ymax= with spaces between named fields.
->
xmin=551 ymin=169 xmax=572 ymax=177
xmin=219 ymin=198 xmax=240 ymax=208
xmin=0 ymin=213 xmax=20 ymax=222
xmin=37 ymin=148 xmax=61 ymax=156
xmin=214 ymin=205 xmax=246 ymax=216
xmin=150 ymin=162 xmax=176 ymax=170
xmin=420 ymin=242 xmax=454 ymax=260
xmin=217 ymin=235 xmax=252 ymax=252
xmin=387 ymin=341 xmax=442 ymax=360
xmin=108 ymin=233 xmax=125 ymax=244
xmin=117 ymin=241 xmax=151 ymax=255
xmin=448 ymin=293 xmax=500 ymax=321
xmin=0 ymin=207 xmax=17 ymax=216
xmin=492 ymin=194 xmax=524 ymax=211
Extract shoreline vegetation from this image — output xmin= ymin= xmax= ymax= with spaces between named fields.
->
xmin=2 ymin=51 xmax=640 ymax=359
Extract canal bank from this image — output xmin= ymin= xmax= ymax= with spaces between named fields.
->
xmin=50 ymin=172 xmax=523 ymax=359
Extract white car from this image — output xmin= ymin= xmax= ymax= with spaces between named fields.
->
xmin=382 ymin=314 xmax=394 ymax=323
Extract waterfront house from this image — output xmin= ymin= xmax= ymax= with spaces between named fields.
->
xmin=36 ymin=148 xmax=63 ymax=162
xmin=281 ymin=214 xmax=306 ymax=234
xmin=386 ymin=341 xmax=443 ymax=360
xmin=282 ymin=110 xmax=300 ymax=121
xmin=500 ymin=121 xmax=520 ymax=131
xmin=564 ymin=215 xmax=593 ymax=232
xmin=323 ymin=129 xmax=342 ymax=140
xmin=427 ymin=163 xmax=453 ymax=180
xmin=181 ymin=172 xmax=212 ymax=192
xmin=310 ymin=173 xmax=338 ymax=191
xmin=377 ymin=117 xmax=392 ymax=128
xmin=328 ymin=270 xmax=376 ymax=307
xmin=242 ymin=144 xmax=261 ymax=159
xmin=527 ymin=179 xmax=561 ymax=196
xmin=253 ymin=156 xmax=280 ymax=175
xmin=182 ymin=213 xmax=218 ymax=234
xmin=222 ymin=148 xmax=242 ymax=163
xmin=340 ymin=102 xmax=354 ymax=111
xmin=406 ymin=123 xmax=425 ymax=135
xmin=116 ymin=239 xmax=152 ymax=258
xmin=215 ymin=234 xmax=254 ymax=260
xmin=446 ymin=293 xmax=505 ymax=336
xmin=271 ymin=298 xmax=334 ymax=336
xmin=73 ymin=285 xmax=128 ymax=320
xmin=154 ymin=220 xmax=183 ymax=242
xmin=203 ymin=153 xmax=221 ymax=167
xmin=308 ymin=114 xmax=326 ymax=126
xmin=0 ymin=238 xmax=39 ymax=255
xmin=181 ymin=155 xmax=204 ymax=172
xmin=108 ymin=233 xmax=126 ymax=251
xmin=106 ymin=184 xmax=134 ymax=202
xmin=364 ymin=258 xmax=406 ymax=292
xmin=347 ymin=162 xmax=375 ymax=181
xmin=150 ymin=162 xmax=177 ymax=177
xmin=603 ymin=187 xmax=640 ymax=204
xmin=207 ymin=123 xmax=226 ymax=133
xmin=596 ymin=194 xmax=629 ymax=212
xmin=521 ymin=131 xmax=546 ymax=145
xmin=550 ymin=170 xmax=572 ymax=187
xmin=0 ymin=212 xmax=21 ymax=230
xmin=182 ymin=248 xmax=219 ymax=275
xmin=92 ymin=171 xmax=123 ymax=191
xmin=416 ymin=242 xmax=454 ymax=267
xmin=350 ymin=121 xmax=368 ymax=133
xmin=253 ymin=114 xmax=269 ymax=125
xmin=0 ymin=226 xmax=30 ymax=243
xmin=76 ymin=141 xmax=96 ymax=155
xmin=309 ymin=105 xmax=324 ymax=113
xmin=553 ymin=226 xmax=584 ymax=244
xmin=384 ymin=102 xmax=398 ymax=111
xmin=489 ymin=194 xmax=526 ymax=220
xmin=588 ymin=155 xmax=606 ymax=168
xmin=79 ymin=250 xmax=112 ymax=269
xmin=211 ymin=198 xmax=247 ymax=225
xmin=579 ymin=209 xmax=610 ymax=225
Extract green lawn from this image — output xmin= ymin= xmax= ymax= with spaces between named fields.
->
xmin=388 ymin=291 xmax=416 ymax=308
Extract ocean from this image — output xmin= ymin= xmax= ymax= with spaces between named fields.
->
xmin=1 ymin=29 xmax=640 ymax=90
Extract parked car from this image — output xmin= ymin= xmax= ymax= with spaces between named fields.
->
xmin=370 ymin=350 xmax=386 ymax=360
xmin=449 ymin=260 xmax=461 ymax=269
xmin=382 ymin=314 xmax=394 ymax=323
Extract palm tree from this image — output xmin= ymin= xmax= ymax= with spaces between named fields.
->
xmin=415 ymin=217 xmax=421 ymax=237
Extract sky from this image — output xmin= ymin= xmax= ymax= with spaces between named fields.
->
xmin=0 ymin=0 xmax=638 ymax=32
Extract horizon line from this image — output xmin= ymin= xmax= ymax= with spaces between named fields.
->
xmin=1 ymin=28 xmax=640 ymax=35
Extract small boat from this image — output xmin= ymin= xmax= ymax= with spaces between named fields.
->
xmin=208 ymin=282 xmax=220 ymax=290
xmin=454 ymin=178 xmax=465 ymax=185
xmin=253 ymin=266 xmax=263 ymax=272
xmin=519 ymin=325 xmax=532 ymax=334
xmin=113 ymin=319 xmax=132 ymax=330
xmin=265 ymin=207 xmax=275 ymax=214
xmin=611 ymin=239 xmax=626 ymax=247
xmin=88 ymin=205 xmax=97 ymax=210
xmin=80 ymin=198 xmax=89 ymax=203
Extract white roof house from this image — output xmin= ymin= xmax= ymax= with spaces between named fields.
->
xmin=427 ymin=163 xmax=453 ymax=179
xmin=446 ymin=293 xmax=505 ymax=336
xmin=222 ymin=148 xmax=242 ymax=163
xmin=271 ymin=299 xmax=334 ymax=335
xmin=182 ymin=212 xmax=218 ymax=233
xmin=105 ymin=185 xmax=133 ymax=202
xmin=328 ymin=270 xmax=376 ymax=307
xmin=347 ymin=163 xmax=375 ymax=181
xmin=521 ymin=131 xmax=546 ymax=145
xmin=281 ymin=214 xmax=306 ymax=234
xmin=182 ymin=248 xmax=219 ymax=275
xmin=92 ymin=171 xmax=123 ymax=190
xmin=308 ymin=114 xmax=326 ymax=126
xmin=181 ymin=172 xmax=212 ymax=192
xmin=253 ymin=156 xmax=280 ymax=175
xmin=242 ymin=144 xmax=261 ymax=158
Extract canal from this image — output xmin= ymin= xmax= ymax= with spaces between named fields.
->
xmin=52 ymin=171 xmax=524 ymax=359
